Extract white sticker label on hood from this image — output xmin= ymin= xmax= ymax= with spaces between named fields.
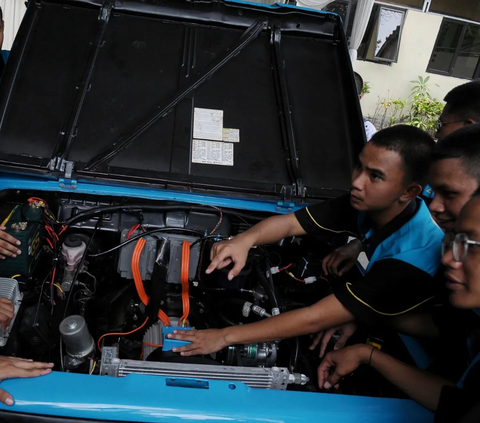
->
xmin=222 ymin=128 xmax=240 ymax=143
xmin=193 ymin=108 xmax=224 ymax=141
xmin=192 ymin=139 xmax=234 ymax=166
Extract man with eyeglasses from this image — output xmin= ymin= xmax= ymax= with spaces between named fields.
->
xmin=318 ymin=192 xmax=480 ymax=423
xmin=419 ymin=81 xmax=480 ymax=201
xmin=435 ymin=80 xmax=480 ymax=140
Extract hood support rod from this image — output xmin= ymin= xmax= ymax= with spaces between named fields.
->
xmin=270 ymin=25 xmax=304 ymax=197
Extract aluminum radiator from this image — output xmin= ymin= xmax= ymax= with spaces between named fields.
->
xmin=0 ymin=277 xmax=23 ymax=347
xmin=100 ymin=346 xmax=308 ymax=390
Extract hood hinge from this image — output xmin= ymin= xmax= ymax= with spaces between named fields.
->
xmin=277 ymin=185 xmax=296 ymax=212
xmin=49 ymin=158 xmax=77 ymax=190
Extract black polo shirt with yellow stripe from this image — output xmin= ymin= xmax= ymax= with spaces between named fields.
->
xmin=294 ymin=194 xmax=444 ymax=326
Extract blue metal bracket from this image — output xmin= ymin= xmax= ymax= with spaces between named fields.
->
xmin=58 ymin=177 xmax=78 ymax=190
xmin=162 ymin=326 xmax=192 ymax=351
xmin=276 ymin=201 xmax=295 ymax=212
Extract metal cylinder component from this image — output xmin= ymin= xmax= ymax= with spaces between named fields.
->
xmin=289 ymin=372 xmax=310 ymax=385
xmin=251 ymin=305 xmax=271 ymax=318
xmin=241 ymin=342 xmax=278 ymax=367
xmin=59 ymin=315 xmax=95 ymax=358
xmin=61 ymin=269 xmax=75 ymax=292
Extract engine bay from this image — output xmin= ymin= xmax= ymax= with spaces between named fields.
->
xmin=0 ymin=189 xmax=350 ymax=393
xmin=0 ymin=188 xmax=416 ymax=400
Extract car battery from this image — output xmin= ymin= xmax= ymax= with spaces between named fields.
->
xmin=0 ymin=203 xmax=44 ymax=278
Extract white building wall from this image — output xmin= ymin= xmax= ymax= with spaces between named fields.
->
xmin=355 ymin=9 xmax=470 ymax=119
xmin=0 ymin=0 xmax=26 ymax=50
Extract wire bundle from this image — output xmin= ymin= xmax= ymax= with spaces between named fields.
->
xmin=31 ymin=197 xmax=68 ymax=250
xmin=26 ymin=197 xmax=69 ymax=305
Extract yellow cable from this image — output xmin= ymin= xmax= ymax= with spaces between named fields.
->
xmin=305 ymin=208 xmax=357 ymax=237
xmin=53 ymin=284 xmax=64 ymax=294
xmin=10 ymin=274 xmax=21 ymax=279
xmin=1 ymin=206 xmax=18 ymax=227
xmin=89 ymin=361 xmax=96 ymax=375
xmin=345 ymin=282 xmax=435 ymax=316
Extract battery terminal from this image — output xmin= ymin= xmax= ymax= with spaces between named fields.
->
xmin=11 ymin=222 xmax=28 ymax=231
xmin=29 ymin=201 xmax=45 ymax=208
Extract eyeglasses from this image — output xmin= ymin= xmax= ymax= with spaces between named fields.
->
xmin=442 ymin=232 xmax=480 ymax=262
xmin=435 ymin=119 xmax=465 ymax=132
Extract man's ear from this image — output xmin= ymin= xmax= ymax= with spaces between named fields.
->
xmin=400 ymin=183 xmax=422 ymax=202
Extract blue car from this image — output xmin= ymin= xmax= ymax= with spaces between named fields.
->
xmin=0 ymin=0 xmax=433 ymax=421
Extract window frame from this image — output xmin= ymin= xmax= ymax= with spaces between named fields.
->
xmin=372 ymin=6 xmax=406 ymax=62
xmin=357 ymin=4 xmax=406 ymax=64
xmin=426 ymin=18 xmax=480 ymax=80
xmin=428 ymin=0 xmax=480 ymax=23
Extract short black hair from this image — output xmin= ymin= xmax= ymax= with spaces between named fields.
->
xmin=354 ymin=72 xmax=363 ymax=96
xmin=433 ymin=123 xmax=480 ymax=186
xmin=444 ymin=81 xmax=480 ymax=122
xmin=0 ymin=6 xmax=3 ymax=22
xmin=370 ymin=125 xmax=435 ymax=186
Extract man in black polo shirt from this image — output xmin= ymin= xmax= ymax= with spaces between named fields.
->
xmin=168 ymin=125 xmax=443 ymax=356
xmin=318 ymin=192 xmax=480 ymax=423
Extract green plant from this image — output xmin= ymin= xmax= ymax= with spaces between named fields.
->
xmin=372 ymin=76 xmax=444 ymax=136
xmin=362 ymin=81 xmax=371 ymax=96
xmin=406 ymin=93 xmax=444 ymax=133
xmin=371 ymin=96 xmax=406 ymax=129
xmin=410 ymin=75 xmax=431 ymax=98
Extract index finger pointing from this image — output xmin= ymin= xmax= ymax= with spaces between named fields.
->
xmin=206 ymin=250 xmax=232 ymax=274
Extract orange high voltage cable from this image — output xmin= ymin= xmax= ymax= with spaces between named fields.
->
xmin=131 ymin=238 xmax=170 ymax=326
xmin=178 ymin=241 xmax=191 ymax=326
xmin=127 ymin=224 xmax=141 ymax=240
xmin=97 ymin=317 xmax=150 ymax=351
xmin=132 ymin=238 xmax=149 ymax=305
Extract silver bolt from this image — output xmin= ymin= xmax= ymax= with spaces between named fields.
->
xmin=67 ymin=321 xmax=78 ymax=330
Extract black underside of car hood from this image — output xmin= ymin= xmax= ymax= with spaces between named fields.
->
xmin=0 ymin=0 xmax=365 ymax=202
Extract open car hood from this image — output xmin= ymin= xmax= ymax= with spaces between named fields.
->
xmin=0 ymin=0 xmax=364 ymax=202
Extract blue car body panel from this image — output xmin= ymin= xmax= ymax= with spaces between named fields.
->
xmin=0 ymin=372 xmax=433 ymax=423
xmin=0 ymin=173 xmax=301 ymax=214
